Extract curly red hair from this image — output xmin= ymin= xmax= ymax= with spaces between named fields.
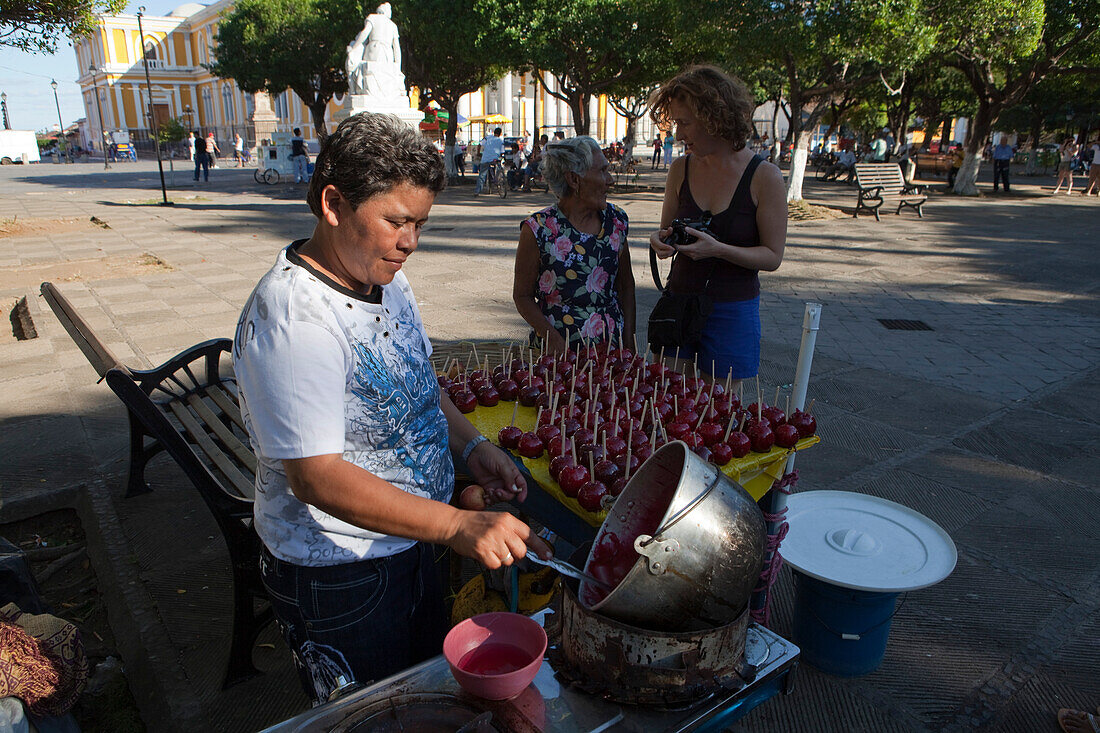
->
xmin=650 ymin=65 xmax=755 ymax=151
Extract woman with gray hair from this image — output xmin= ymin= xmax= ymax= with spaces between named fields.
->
xmin=512 ymin=135 xmax=636 ymax=353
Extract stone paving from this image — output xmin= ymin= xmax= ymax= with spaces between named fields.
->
xmin=0 ymin=158 xmax=1098 ymax=732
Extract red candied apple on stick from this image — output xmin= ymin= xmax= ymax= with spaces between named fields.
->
xmin=788 ymin=399 xmax=817 ymax=438
xmin=558 ymin=444 xmax=589 ymax=498
xmin=497 ymin=401 xmax=522 ymax=450
xmin=725 ymin=414 xmax=751 ymax=458
xmin=774 ymin=422 xmax=800 ymax=448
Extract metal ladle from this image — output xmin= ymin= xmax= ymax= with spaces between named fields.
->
xmin=526 ymin=553 xmax=612 ymax=590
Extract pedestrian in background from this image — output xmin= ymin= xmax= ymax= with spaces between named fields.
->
xmin=290 ymin=128 xmax=310 ymax=183
xmin=1052 ymin=138 xmax=1078 ymax=195
xmin=1083 ymin=138 xmax=1100 ymax=196
xmin=193 ymin=131 xmax=209 ymax=182
xmin=992 ymin=138 xmax=1013 ymax=193
xmin=651 ymin=134 xmax=662 ymax=169
xmin=662 ymin=132 xmax=674 ymax=169
xmin=206 ymin=132 xmax=220 ymax=168
xmin=187 ymin=131 xmax=196 ymax=162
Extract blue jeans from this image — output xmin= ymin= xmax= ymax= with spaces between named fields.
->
xmin=260 ymin=542 xmax=447 ymax=704
xmin=475 ymin=159 xmax=498 ymax=193
xmin=193 ymin=152 xmax=209 ymax=181
xmin=675 ymin=296 xmax=761 ymax=379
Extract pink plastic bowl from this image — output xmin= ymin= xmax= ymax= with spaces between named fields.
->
xmin=443 ymin=612 xmax=547 ymax=700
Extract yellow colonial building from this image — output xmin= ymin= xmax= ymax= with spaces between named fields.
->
xmin=72 ymin=1 xmax=650 ymax=156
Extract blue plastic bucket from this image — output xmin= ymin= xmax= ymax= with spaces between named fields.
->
xmin=792 ymin=570 xmax=900 ymax=676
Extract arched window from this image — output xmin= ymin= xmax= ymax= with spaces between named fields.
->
xmin=143 ymin=40 xmax=157 ymax=62
xmin=222 ymin=85 xmax=235 ymax=123
xmin=274 ymin=91 xmax=289 ymax=120
xmin=201 ymin=87 xmax=214 ymax=126
xmin=244 ymin=92 xmax=255 ymax=119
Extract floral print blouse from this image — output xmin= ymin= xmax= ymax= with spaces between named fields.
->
xmin=524 ymin=202 xmax=629 ymax=345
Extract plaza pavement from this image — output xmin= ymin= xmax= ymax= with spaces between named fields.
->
xmin=0 ymin=157 xmax=1097 ymax=732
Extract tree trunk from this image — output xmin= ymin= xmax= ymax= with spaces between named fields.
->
xmin=769 ymin=97 xmax=782 ymax=162
xmin=785 ymin=128 xmax=814 ymax=202
xmin=443 ymin=101 xmax=459 ymax=178
xmin=623 ymin=116 xmax=637 ymax=148
xmin=1024 ymin=110 xmax=1042 ymax=175
xmin=954 ymin=101 xmax=995 ymax=195
xmin=938 ymin=117 xmax=951 ymax=151
xmin=568 ymin=92 xmax=591 ymax=135
xmin=309 ymin=100 xmax=329 ymax=140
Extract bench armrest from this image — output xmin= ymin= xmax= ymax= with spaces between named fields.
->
xmin=131 ymin=338 xmax=233 ymax=394
xmin=902 ymin=183 xmax=925 ymax=196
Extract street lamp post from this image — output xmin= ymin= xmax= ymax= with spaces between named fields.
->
xmin=50 ymin=80 xmax=68 ymax=163
xmin=1 ymin=92 xmax=9 ymax=130
xmin=136 ymin=6 xmax=172 ymax=205
xmin=88 ymin=65 xmax=110 ymax=170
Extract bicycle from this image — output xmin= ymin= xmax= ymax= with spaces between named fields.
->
xmin=476 ymin=159 xmax=508 ymax=198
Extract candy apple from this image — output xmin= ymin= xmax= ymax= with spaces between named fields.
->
xmin=452 ymin=389 xmax=478 ymax=414
xmin=681 ymin=432 xmax=705 ymax=450
xmin=496 ymin=378 xmax=519 ymax=401
xmin=774 ymin=423 xmax=800 ymax=448
xmin=633 ymin=442 xmax=653 ymax=463
xmin=517 ymin=432 xmax=544 ymax=458
xmin=572 ymin=428 xmax=596 ymax=447
xmin=562 ymin=417 xmax=583 ymax=437
xmin=605 ymin=434 xmax=628 ymax=458
xmin=762 ymin=406 xmax=786 ymax=429
xmin=746 ymin=421 xmax=775 ymax=453
xmin=577 ymin=481 xmax=609 ymax=512
xmin=558 ymin=465 xmax=589 ymax=497
xmin=666 ymin=421 xmax=692 ymax=441
xmin=547 ymin=435 xmax=572 ymax=460
xmin=613 ymin=452 xmax=640 ymax=477
xmin=609 ymin=475 xmax=629 ymax=497
xmin=709 ymin=442 xmax=733 ymax=466
xmin=692 ymin=444 xmax=712 ymax=461
xmin=593 ymin=458 xmax=621 ymax=485
xmin=536 ymin=423 xmax=562 ymax=445
xmin=726 ymin=430 xmax=751 ymax=458
xmin=549 ymin=454 xmax=573 ymax=482
xmin=698 ymin=421 xmax=725 ymax=446
xmin=475 ymin=386 xmax=500 ymax=407
xmin=788 ymin=409 xmax=817 ymax=438
xmin=518 ymin=386 xmax=542 ymax=407
xmin=498 ymin=425 xmax=522 ymax=449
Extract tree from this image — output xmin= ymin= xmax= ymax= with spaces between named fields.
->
xmin=1 ymin=0 xmax=125 ymax=53
xmin=211 ymin=0 xmax=369 ymax=139
xmin=395 ymin=0 xmax=517 ymax=174
xmin=606 ymin=85 xmax=657 ymax=148
xmin=934 ymin=0 xmax=1100 ymax=193
xmin=524 ymin=0 xmax=704 ymax=135
xmin=734 ymin=0 xmax=935 ymax=200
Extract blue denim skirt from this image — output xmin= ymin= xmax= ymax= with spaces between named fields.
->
xmin=260 ymin=542 xmax=447 ymax=704
xmin=675 ymin=296 xmax=761 ymax=379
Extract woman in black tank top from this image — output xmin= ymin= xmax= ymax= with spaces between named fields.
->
xmin=648 ymin=66 xmax=788 ymax=382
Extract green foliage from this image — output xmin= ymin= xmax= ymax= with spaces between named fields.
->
xmin=154 ymin=117 xmax=188 ymax=145
xmin=522 ymin=0 xmax=708 ymax=134
xmin=0 ymin=0 xmax=126 ymax=53
xmin=211 ymin=0 xmax=370 ymax=136
xmin=395 ymin=0 xmax=516 ymax=147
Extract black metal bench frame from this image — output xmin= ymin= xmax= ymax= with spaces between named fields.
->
xmin=854 ymin=163 xmax=927 ymax=221
xmin=40 ymin=282 xmax=271 ymax=689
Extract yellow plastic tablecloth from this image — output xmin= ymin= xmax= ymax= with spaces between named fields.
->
xmin=465 ymin=402 xmax=819 ymax=528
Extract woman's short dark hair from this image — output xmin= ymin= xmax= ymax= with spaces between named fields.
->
xmin=650 ymin=65 xmax=755 ymax=151
xmin=307 ymin=112 xmax=445 ymax=217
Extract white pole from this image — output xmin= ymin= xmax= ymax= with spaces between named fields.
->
xmin=779 ymin=301 xmax=822 ymax=489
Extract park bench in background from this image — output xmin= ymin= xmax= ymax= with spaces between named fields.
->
xmin=853 ymin=163 xmax=927 ymax=221
xmin=913 ymin=152 xmax=953 ymax=177
xmin=40 ymin=282 xmax=271 ymax=689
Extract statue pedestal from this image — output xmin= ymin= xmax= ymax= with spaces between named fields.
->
xmin=335 ymin=94 xmax=423 ymax=130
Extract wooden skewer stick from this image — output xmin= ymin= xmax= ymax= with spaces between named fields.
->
xmin=560 ymin=414 xmax=568 ymax=455
xmin=536 ymin=405 xmax=543 ymax=428
xmin=722 ymin=405 xmax=739 ymax=442
xmin=471 ymin=343 xmax=479 ymax=368
xmin=588 ymin=452 xmax=596 ymax=481
xmin=695 ymin=405 xmax=708 ymax=431
xmin=774 ymin=386 xmax=780 ymax=408
xmin=738 ymin=413 xmax=747 ymax=432
xmin=755 ymin=376 xmax=762 ymax=421
xmin=724 ymin=367 xmax=733 ymax=398
xmin=807 ymin=398 xmax=816 ymax=414
xmin=510 ymin=399 xmax=518 ymax=427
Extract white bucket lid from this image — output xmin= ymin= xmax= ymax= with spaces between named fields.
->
xmin=781 ymin=491 xmax=957 ymax=593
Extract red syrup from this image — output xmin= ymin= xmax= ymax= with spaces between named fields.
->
xmin=458 ymin=642 xmax=533 ymax=675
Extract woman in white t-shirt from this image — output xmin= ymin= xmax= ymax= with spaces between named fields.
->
xmin=234 ymin=113 xmax=551 ymax=704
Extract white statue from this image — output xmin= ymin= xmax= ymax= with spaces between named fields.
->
xmin=345 ymin=3 xmax=406 ymax=100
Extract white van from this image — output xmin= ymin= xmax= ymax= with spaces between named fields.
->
xmin=0 ymin=130 xmax=42 ymax=164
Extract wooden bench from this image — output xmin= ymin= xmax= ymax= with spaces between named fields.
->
xmin=853 ymin=163 xmax=927 ymax=221
xmin=913 ymin=152 xmax=953 ymax=177
xmin=40 ymin=282 xmax=271 ymax=689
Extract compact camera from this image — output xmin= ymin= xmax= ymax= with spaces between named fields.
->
xmin=664 ymin=212 xmax=713 ymax=246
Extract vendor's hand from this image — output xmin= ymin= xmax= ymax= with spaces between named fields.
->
xmin=674 ymin=227 xmax=722 ymax=260
xmin=544 ymin=329 xmax=568 ymax=356
xmin=650 ymin=228 xmax=677 ymax=259
xmin=447 ymin=510 xmax=553 ymax=569
xmin=467 ymin=440 xmax=528 ymax=503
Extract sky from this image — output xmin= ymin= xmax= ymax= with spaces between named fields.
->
xmin=0 ymin=0 xmax=188 ymax=134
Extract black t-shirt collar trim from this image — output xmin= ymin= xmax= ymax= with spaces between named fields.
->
xmin=285 ymin=240 xmax=383 ymax=304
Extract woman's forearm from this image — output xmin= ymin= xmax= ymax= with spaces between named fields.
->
xmin=514 ymin=294 xmax=556 ymax=340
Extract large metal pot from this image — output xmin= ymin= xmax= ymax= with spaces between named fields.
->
xmin=549 ymin=546 xmax=751 ymax=705
xmin=579 ymin=441 xmax=766 ymax=632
